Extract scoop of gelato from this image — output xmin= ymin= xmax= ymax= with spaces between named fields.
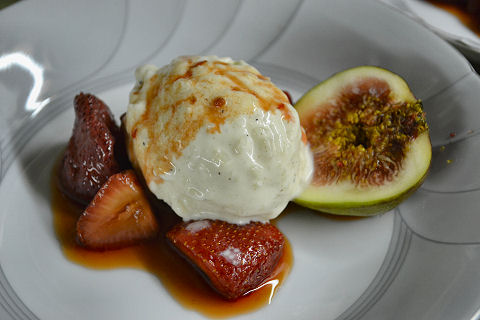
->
xmin=125 ymin=56 xmax=312 ymax=224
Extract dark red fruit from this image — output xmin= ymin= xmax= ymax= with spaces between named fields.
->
xmin=77 ymin=170 xmax=159 ymax=250
xmin=58 ymin=93 xmax=122 ymax=204
xmin=283 ymin=90 xmax=294 ymax=105
xmin=116 ymin=113 xmax=130 ymax=170
xmin=167 ymin=220 xmax=285 ymax=300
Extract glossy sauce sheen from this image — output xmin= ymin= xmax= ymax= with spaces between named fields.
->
xmin=51 ymin=177 xmax=292 ymax=319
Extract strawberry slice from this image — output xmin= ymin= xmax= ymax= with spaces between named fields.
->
xmin=167 ymin=220 xmax=285 ymax=300
xmin=77 ymin=170 xmax=159 ymax=250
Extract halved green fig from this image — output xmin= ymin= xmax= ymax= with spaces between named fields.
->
xmin=294 ymin=66 xmax=431 ymax=216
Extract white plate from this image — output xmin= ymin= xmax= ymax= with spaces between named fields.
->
xmin=387 ymin=0 xmax=480 ymax=63
xmin=1 ymin=0 xmax=480 ymax=319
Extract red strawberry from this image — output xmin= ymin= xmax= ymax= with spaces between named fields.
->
xmin=59 ymin=93 xmax=122 ymax=205
xmin=167 ymin=220 xmax=285 ymax=300
xmin=77 ymin=170 xmax=159 ymax=250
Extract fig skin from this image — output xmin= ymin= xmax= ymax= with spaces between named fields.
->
xmin=294 ymin=154 xmax=430 ymax=216
xmin=293 ymin=66 xmax=432 ymax=216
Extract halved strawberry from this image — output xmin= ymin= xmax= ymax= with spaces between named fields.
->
xmin=167 ymin=220 xmax=285 ymax=300
xmin=77 ymin=170 xmax=159 ymax=250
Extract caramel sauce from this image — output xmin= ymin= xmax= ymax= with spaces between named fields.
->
xmin=51 ymin=176 xmax=292 ymax=319
xmin=171 ymin=60 xmax=208 ymax=82
xmin=207 ymin=97 xmax=228 ymax=134
xmin=212 ymin=66 xmax=291 ymax=121
xmin=427 ymin=0 xmax=480 ymax=36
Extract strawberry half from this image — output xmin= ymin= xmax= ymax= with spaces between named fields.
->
xmin=77 ymin=170 xmax=159 ymax=250
xmin=167 ymin=220 xmax=285 ymax=300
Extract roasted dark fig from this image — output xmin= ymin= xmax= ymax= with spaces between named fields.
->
xmin=294 ymin=66 xmax=431 ymax=216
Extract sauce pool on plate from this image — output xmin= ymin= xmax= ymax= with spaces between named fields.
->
xmin=50 ymin=173 xmax=292 ymax=319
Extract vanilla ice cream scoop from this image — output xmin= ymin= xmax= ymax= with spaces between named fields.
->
xmin=125 ymin=56 xmax=312 ymax=224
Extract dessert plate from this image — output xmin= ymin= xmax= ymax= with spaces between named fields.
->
xmin=1 ymin=0 xmax=480 ymax=319
xmin=387 ymin=0 xmax=480 ymax=63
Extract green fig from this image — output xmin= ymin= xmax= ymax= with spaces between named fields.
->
xmin=294 ymin=66 xmax=431 ymax=216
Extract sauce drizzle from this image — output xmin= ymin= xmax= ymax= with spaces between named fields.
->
xmin=51 ymin=173 xmax=292 ymax=319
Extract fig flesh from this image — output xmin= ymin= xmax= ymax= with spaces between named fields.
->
xmin=294 ymin=66 xmax=431 ymax=216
